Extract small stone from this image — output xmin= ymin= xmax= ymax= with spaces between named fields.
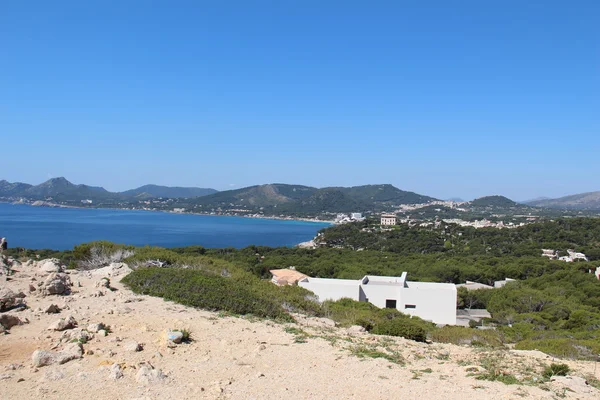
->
xmin=87 ymin=323 xmax=105 ymax=333
xmin=125 ymin=341 xmax=143 ymax=352
xmin=97 ymin=329 xmax=107 ymax=337
xmin=44 ymin=304 xmax=61 ymax=314
xmin=109 ymin=363 xmax=123 ymax=380
xmin=167 ymin=331 xmax=184 ymax=344
xmin=47 ymin=315 xmax=77 ymax=331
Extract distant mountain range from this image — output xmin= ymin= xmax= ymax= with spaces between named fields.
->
xmin=3 ymin=177 xmax=599 ymax=214
xmin=186 ymin=183 xmax=438 ymax=214
xmin=0 ymin=178 xmax=217 ymax=201
xmin=525 ymin=192 xmax=600 ymax=210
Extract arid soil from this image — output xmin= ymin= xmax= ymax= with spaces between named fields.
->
xmin=1 ymin=260 xmax=599 ymax=400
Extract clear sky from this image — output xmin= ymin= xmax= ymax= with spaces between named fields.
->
xmin=2 ymin=1 xmax=598 ymax=201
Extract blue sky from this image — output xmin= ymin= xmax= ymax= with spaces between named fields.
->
xmin=2 ymin=1 xmax=598 ymax=201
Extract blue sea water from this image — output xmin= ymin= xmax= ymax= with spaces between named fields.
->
xmin=0 ymin=203 xmax=330 ymax=250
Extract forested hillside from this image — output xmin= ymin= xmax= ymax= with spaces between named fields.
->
xmin=317 ymin=218 xmax=600 ymax=260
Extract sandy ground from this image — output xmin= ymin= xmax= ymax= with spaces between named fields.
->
xmin=1 ymin=260 xmax=599 ymax=400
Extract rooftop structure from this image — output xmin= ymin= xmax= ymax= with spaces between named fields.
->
xmin=456 ymin=281 xmax=494 ymax=291
xmin=269 ymin=269 xmax=309 ymax=286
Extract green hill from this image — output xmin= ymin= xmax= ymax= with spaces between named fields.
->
xmin=120 ymin=184 xmax=217 ymax=199
xmin=469 ymin=195 xmax=518 ymax=208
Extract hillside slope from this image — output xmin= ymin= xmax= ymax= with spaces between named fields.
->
xmin=527 ymin=191 xmax=600 ymax=210
xmin=120 ymin=184 xmax=217 ymax=199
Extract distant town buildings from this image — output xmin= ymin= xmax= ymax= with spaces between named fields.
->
xmin=541 ymin=249 xmax=589 ymax=262
xmin=380 ymin=214 xmax=397 ymax=226
xmin=334 ymin=213 xmax=365 ymax=224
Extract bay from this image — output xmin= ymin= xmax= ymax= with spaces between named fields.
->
xmin=0 ymin=203 xmax=330 ymax=250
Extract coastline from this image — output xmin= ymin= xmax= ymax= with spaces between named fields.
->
xmin=0 ymin=200 xmax=336 ymax=226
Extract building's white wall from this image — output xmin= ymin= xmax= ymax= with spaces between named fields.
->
xmin=400 ymin=283 xmax=456 ymax=325
xmin=299 ymin=276 xmax=458 ymax=325
xmin=298 ymin=280 xmax=360 ymax=302
xmin=361 ymin=284 xmax=402 ymax=309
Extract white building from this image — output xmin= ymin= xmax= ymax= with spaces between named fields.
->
xmin=380 ymin=214 xmax=397 ymax=226
xmin=494 ymin=278 xmax=515 ymax=288
xmin=298 ymin=272 xmax=457 ymax=325
xmin=351 ymin=213 xmax=363 ymax=220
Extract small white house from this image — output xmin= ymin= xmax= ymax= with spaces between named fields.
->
xmin=298 ymin=272 xmax=457 ymax=325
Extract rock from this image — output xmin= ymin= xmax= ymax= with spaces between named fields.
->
xmin=41 ymin=273 xmax=72 ymax=296
xmin=38 ymin=259 xmax=65 ymax=274
xmin=96 ymin=278 xmax=110 ymax=289
xmin=0 ymin=373 xmax=13 ymax=380
xmin=87 ymin=323 xmax=105 ymax=333
xmin=32 ymin=343 xmax=83 ymax=367
xmin=109 ymin=363 xmax=123 ymax=380
xmin=167 ymin=330 xmax=184 ymax=344
xmin=28 ymin=284 xmax=36 ymax=293
xmin=135 ymin=366 xmax=166 ymax=384
xmin=551 ymin=376 xmax=596 ymax=394
xmin=347 ymin=325 xmax=366 ymax=335
xmin=90 ymin=262 xmax=132 ymax=278
xmin=44 ymin=304 xmax=61 ymax=314
xmin=60 ymin=328 xmax=93 ymax=343
xmin=32 ymin=351 xmax=56 ymax=367
xmin=0 ymin=287 xmax=26 ymax=311
xmin=125 ymin=341 xmax=143 ymax=352
xmin=97 ymin=329 xmax=107 ymax=337
xmin=0 ymin=314 xmax=27 ymax=330
xmin=47 ymin=315 xmax=77 ymax=331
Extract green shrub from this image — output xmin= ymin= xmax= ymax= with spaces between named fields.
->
xmin=371 ymin=317 xmax=427 ymax=342
xmin=542 ymin=363 xmax=570 ymax=379
xmin=122 ymin=267 xmax=293 ymax=321
xmin=431 ymin=326 xmax=504 ymax=348
xmin=514 ymin=338 xmax=600 ymax=360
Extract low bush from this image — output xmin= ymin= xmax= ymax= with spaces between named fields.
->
xmin=542 ymin=363 xmax=570 ymax=379
xmin=430 ymin=326 xmax=505 ymax=348
xmin=371 ymin=317 xmax=427 ymax=342
xmin=122 ymin=267 xmax=293 ymax=321
xmin=514 ymin=338 xmax=600 ymax=360
xmin=73 ymin=241 xmax=134 ymax=270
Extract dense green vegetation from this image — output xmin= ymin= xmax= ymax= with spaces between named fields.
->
xmin=318 ymin=217 xmax=600 ymax=260
xmin=10 ymin=216 xmax=600 ymax=360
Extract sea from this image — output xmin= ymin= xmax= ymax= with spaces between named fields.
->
xmin=0 ymin=203 xmax=331 ymax=250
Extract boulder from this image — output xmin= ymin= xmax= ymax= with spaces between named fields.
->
xmin=96 ymin=278 xmax=110 ymax=289
xmin=551 ymin=376 xmax=596 ymax=394
xmin=41 ymin=273 xmax=72 ymax=296
xmin=167 ymin=331 xmax=184 ymax=344
xmin=32 ymin=350 xmax=57 ymax=367
xmin=109 ymin=363 xmax=123 ymax=380
xmin=347 ymin=325 xmax=367 ymax=335
xmin=60 ymin=328 xmax=93 ymax=343
xmin=135 ymin=365 xmax=166 ymax=384
xmin=0 ymin=314 xmax=27 ymax=331
xmin=90 ymin=263 xmax=132 ymax=278
xmin=38 ymin=259 xmax=65 ymax=274
xmin=32 ymin=343 xmax=83 ymax=367
xmin=124 ymin=341 xmax=143 ymax=352
xmin=48 ymin=315 xmax=77 ymax=331
xmin=87 ymin=323 xmax=105 ymax=333
xmin=0 ymin=287 xmax=26 ymax=311
xmin=44 ymin=304 xmax=61 ymax=314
